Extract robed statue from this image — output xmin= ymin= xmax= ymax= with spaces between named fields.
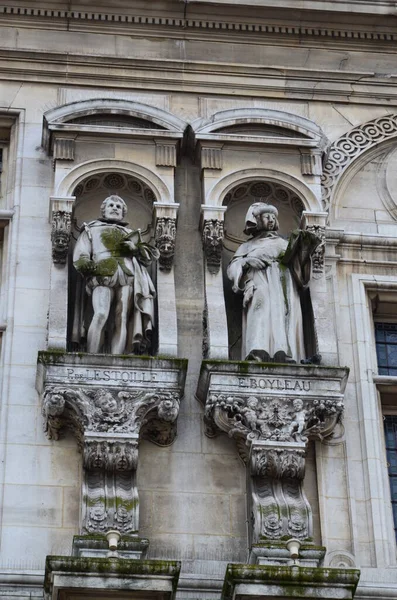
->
xmin=72 ymin=195 xmax=159 ymax=355
xmin=227 ymin=202 xmax=321 ymax=363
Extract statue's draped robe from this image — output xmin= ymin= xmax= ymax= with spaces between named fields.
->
xmin=227 ymin=230 xmax=319 ymax=362
xmin=72 ymin=220 xmax=156 ymax=353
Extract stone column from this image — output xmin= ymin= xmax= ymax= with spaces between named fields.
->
xmin=48 ymin=196 xmax=75 ymax=349
xmin=200 ymin=205 xmax=228 ymax=359
xmin=153 ymin=202 xmax=179 ymax=356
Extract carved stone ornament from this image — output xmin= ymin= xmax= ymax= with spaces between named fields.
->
xmin=51 ymin=210 xmax=72 ymax=264
xmin=305 ymin=223 xmax=326 ymax=277
xmin=197 ymin=361 xmax=348 ymax=544
xmin=37 ymin=353 xmax=187 ymax=535
xmin=155 ymin=217 xmax=177 ymax=271
xmin=321 ymin=114 xmax=397 ymax=213
xmin=202 ymin=219 xmax=224 ymax=274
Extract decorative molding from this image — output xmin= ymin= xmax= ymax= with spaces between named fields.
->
xmin=321 ymin=114 xmax=397 ymax=213
xmin=1 ymin=6 xmax=396 ymax=44
xmin=202 ymin=219 xmax=224 ymax=274
xmin=155 ymin=144 xmax=177 ymax=167
xmin=201 ymin=147 xmax=223 ymax=170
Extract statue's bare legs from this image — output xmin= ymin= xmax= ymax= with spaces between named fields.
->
xmin=111 ymin=285 xmax=133 ymax=355
xmin=87 ymin=286 xmax=113 ymax=353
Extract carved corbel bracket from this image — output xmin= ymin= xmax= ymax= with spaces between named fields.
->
xmin=153 ymin=202 xmax=179 ymax=272
xmin=197 ymin=361 xmax=348 ymax=543
xmin=38 ymin=353 xmax=187 ymax=535
xmin=200 ymin=206 xmax=226 ymax=275
xmin=300 ymin=149 xmax=322 ymax=176
xmin=49 ymin=196 xmax=75 ymax=265
xmin=301 ymin=211 xmax=327 ymax=278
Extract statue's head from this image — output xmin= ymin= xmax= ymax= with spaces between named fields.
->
xmin=100 ymin=195 xmax=127 ymax=222
xmin=244 ymin=202 xmax=279 ymax=235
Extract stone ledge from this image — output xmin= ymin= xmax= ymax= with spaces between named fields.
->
xmin=72 ymin=534 xmax=150 ymax=559
xmin=222 ymin=564 xmax=360 ymax=600
xmin=44 ymin=556 xmax=181 ymax=600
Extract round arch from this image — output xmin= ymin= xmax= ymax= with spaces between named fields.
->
xmin=56 ymin=159 xmax=172 ymax=204
xmin=205 ymin=168 xmax=322 ymax=212
xmin=44 ymin=98 xmax=187 ymax=133
xmin=192 ymin=108 xmax=326 ymax=144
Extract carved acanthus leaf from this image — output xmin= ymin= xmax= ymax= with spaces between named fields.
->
xmin=205 ymin=393 xmax=343 ymax=458
xmin=42 ymin=387 xmax=182 ymax=446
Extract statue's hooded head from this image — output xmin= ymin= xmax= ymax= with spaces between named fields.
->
xmin=100 ymin=195 xmax=127 ymax=223
xmin=244 ymin=202 xmax=279 ymax=235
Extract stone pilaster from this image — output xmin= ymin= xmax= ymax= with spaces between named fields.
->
xmin=200 ymin=205 xmax=228 ymax=359
xmin=48 ymin=196 xmax=75 ymax=350
xmin=153 ymin=202 xmax=179 ymax=356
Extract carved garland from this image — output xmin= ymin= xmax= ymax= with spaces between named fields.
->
xmin=321 ymin=114 xmax=397 ymax=213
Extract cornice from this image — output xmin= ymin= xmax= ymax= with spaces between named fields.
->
xmin=1 ymin=49 xmax=397 ymax=105
xmin=0 ymin=5 xmax=397 ymax=45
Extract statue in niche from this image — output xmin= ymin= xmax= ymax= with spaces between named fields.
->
xmin=227 ymin=202 xmax=321 ymax=363
xmin=72 ymin=195 xmax=159 ymax=355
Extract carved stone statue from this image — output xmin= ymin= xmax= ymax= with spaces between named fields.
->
xmin=72 ymin=195 xmax=159 ymax=354
xmin=227 ymin=202 xmax=320 ymax=363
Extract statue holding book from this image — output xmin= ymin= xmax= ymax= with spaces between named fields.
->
xmin=227 ymin=202 xmax=321 ymax=364
xmin=73 ymin=195 xmax=159 ymax=355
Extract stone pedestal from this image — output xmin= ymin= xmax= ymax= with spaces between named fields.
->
xmin=221 ymin=564 xmax=360 ymax=600
xmin=44 ymin=556 xmax=181 ymax=600
xmin=196 ymin=361 xmax=348 ymax=547
xmin=37 ymin=353 xmax=187 ymax=536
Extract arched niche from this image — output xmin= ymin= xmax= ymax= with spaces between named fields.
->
xmin=67 ymin=171 xmax=159 ymax=355
xmin=221 ymin=179 xmax=306 ymax=360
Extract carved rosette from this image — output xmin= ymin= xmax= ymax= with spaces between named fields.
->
xmin=51 ymin=210 xmax=72 ymax=264
xmin=202 ymin=219 xmax=224 ymax=274
xmin=305 ymin=223 xmax=326 ymax=277
xmin=155 ymin=217 xmax=177 ymax=271
xmin=38 ymin=354 xmax=187 ymax=535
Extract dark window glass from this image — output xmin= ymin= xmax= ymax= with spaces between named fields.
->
xmin=384 ymin=416 xmax=397 ymax=540
xmin=375 ymin=323 xmax=397 ymax=375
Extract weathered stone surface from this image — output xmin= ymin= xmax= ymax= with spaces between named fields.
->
xmin=221 ymin=564 xmax=360 ymax=600
xmin=44 ymin=556 xmax=181 ymax=600
xmin=37 ymin=353 xmax=187 ymax=535
xmin=197 ymin=361 xmax=348 ymax=544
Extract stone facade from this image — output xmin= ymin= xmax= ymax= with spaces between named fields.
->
xmin=0 ymin=0 xmax=397 ymax=598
